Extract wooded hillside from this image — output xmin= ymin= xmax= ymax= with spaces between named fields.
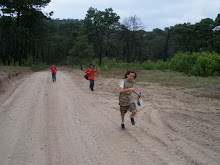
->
xmin=0 ymin=1 xmax=220 ymax=69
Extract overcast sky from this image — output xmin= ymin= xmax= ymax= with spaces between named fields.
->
xmin=42 ymin=0 xmax=220 ymax=31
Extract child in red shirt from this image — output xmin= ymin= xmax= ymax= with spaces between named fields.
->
xmin=85 ymin=64 xmax=98 ymax=91
xmin=51 ymin=65 xmax=57 ymax=82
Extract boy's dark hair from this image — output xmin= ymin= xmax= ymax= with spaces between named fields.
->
xmin=89 ymin=64 xmax=93 ymax=67
xmin=124 ymin=70 xmax=137 ymax=79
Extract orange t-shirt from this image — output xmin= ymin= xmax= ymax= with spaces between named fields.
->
xmin=85 ymin=68 xmax=98 ymax=80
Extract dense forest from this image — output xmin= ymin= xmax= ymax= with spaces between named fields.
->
xmin=0 ymin=0 xmax=220 ymax=71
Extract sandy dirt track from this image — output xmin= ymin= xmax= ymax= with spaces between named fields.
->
xmin=0 ymin=68 xmax=220 ymax=165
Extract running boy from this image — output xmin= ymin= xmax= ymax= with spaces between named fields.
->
xmin=118 ymin=70 xmax=140 ymax=130
xmin=51 ymin=65 xmax=57 ymax=82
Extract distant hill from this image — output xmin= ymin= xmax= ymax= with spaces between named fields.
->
xmin=53 ymin=19 xmax=83 ymax=25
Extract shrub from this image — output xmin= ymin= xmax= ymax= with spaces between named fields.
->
xmin=170 ymin=52 xmax=196 ymax=73
xmin=31 ymin=62 xmax=47 ymax=71
xmin=190 ymin=53 xmax=220 ymax=76
xmin=155 ymin=59 xmax=170 ymax=70
xmin=142 ymin=60 xmax=155 ymax=70
xmin=21 ymin=56 xmax=34 ymax=67
xmin=170 ymin=51 xmax=220 ymax=76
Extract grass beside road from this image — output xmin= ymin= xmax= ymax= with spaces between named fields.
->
xmin=0 ymin=66 xmax=31 ymax=75
xmin=137 ymin=70 xmax=220 ymax=89
xmin=97 ymin=69 xmax=220 ymax=89
xmin=97 ymin=68 xmax=220 ymax=99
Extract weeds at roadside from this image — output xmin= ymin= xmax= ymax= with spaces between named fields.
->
xmin=97 ymin=68 xmax=220 ymax=90
xmin=0 ymin=66 xmax=31 ymax=74
xmin=200 ymin=94 xmax=220 ymax=100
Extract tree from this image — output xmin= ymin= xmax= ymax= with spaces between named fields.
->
xmin=0 ymin=0 xmax=51 ymax=65
xmin=147 ymin=29 xmax=166 ymax=60
xmin=122 ymin=15 xmax=144 ymax=63
xmin=83 ymin=7 xmax=120 ymax=66
xmin=213 ymin=14 xmax=220 ymax=54
xmin=0 ymin=16 xmax=15 ymax=65
xmin=194 ymin=18 xmax=215 ymax=51
xmin=68 ymin=35 xmax=95 ymax=69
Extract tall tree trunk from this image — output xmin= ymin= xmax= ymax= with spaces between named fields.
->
xmin=164 ymin=28 xmax=171 ymax=61
xmin=41 ymin=45 xmax=44 ymax=63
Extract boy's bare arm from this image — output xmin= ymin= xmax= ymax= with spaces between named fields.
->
xmin=120 ymin=87 xmax=139 ymax=96
xmin=132 ymin=90 xmax=139 ymax=96
xmin=120 ymin=88 xmax=130 ymax=93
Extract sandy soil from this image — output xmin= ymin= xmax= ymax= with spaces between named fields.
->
xmin=0 ymin=67 xmax=219 ymax=165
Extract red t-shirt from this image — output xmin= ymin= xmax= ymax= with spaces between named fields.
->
xmin=51 ymin=66 xmax=57 ymax=73
xmin=85 ymin=68 xmax=98 ymax=80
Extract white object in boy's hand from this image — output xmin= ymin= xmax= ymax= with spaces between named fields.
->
xmin=137 ymin=92 xmax=142 ymax=106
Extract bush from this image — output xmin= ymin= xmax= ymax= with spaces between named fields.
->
xmin=101 ymin=57 xmax=131 ymax=70
xmin=170 ymin=52 xmax=196 ymax=73
xmin=142 ymin=60 xmax=155 ymax=70
xmin=21 ymin=56 xmax=34 ymax=67
xmin=31 ymin=62 xmax=47 ymax=71
xmin=99 ymin=58 xmax=169 ymax=71
xmin=170 ymin=51 xmax=220 ymax=76
xmin=155 ymin=59 xmax=170 ymax=70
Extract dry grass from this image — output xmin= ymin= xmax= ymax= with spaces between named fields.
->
xmin=97 ymin=69 xmax=220 ymax=99
xmin=97 ymin=69 xmax=220 ymax=89
xmin=200 ymin=93 xmax=220 ymax=99
xmin=0 ymin=66 xmax=31 ymax=74
xmin=140 ymin=70 xmax=220 ymax=89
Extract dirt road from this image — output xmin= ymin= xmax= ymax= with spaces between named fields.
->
xmin=0 ymin=68 xmax=219 ymax=165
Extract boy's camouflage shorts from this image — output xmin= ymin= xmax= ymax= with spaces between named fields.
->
xmin=120 ymin=102 xmax=136 ymax=115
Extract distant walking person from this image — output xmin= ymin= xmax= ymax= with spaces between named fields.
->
xmin=85 ymin=64 xmax=98 ymax=91
xmin=118 ymin=70 xmax=140 ymax=130
xmin=51 ymin=65 xmax=57 ymax=82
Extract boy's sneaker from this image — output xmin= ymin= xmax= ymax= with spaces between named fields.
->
xmin=130 ymin=117 xmax=135 ymax=125
xmin=121 ymin=124 xmax=125 ymax=130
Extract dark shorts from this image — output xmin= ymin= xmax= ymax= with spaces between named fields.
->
xmin=120 ymin=102 xmax=137 ymax=115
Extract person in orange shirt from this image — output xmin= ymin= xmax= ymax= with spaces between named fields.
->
xmin=51 ymin=65 xmax=57 ymax=82
xmin=85 ymin=64 xmax=98 ymax=91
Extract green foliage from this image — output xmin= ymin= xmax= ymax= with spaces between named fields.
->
xmin=20 ymin=56 xmax=47 ymax=71
xmin=83 ymin=7 xmax=120 ymax=65
xmin=155 ymin=59 xmax=170 ymax=70
xmin=68 ymin=35 xmax=95 ymax=66
xmin=170 ymin=52 xmax=197 ymax=73
xmin=31 ymin=62 xmax=47 ymax=71
xmin=91 ymin=58 xmax=100 ymax=68
xmin=63 ymin=56 xmax=73 ymax=66
xmin=99 ymin=58 xmax=170 ymax=71
xmin=21 ymin=56 xmax=34 ymax=66
xmin=15 ymin=61 xmax=20 ymax=66
xmin=142 ymin=60 xmax=155 ymax=70
xmin=98 ymin=52 xmax=220 ymax=77
xmin=170 ymin=52 xmax=220 ymax=76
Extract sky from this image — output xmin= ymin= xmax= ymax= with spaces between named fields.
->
xmin=42 ymin=0 xmax=220 ymax=31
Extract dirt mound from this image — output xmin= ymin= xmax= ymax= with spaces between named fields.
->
xmin=0 ymin=68 xmax=32 ymax=94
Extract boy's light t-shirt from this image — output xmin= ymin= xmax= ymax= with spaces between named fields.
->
xmin=118 ymin=80 xmax=124 ymax=88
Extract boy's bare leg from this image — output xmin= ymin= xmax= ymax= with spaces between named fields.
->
xmin=121 ymin=113 xmax=125 ymax=123
xmin=130 ymin=110 xmax=137 ymax=125
xmin=131 ymin=110 xmax=137 ymax=118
